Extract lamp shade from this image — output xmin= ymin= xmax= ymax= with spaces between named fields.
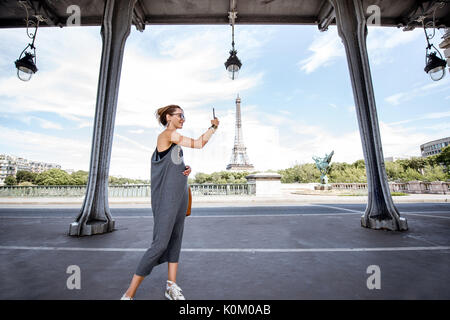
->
xmin=15 ymin=52 xmax=38 ymax=81
xmin=224 ymin=49 xmax=242 ymax=80
xmin=424 ymin=52 xmax=447 ymax=81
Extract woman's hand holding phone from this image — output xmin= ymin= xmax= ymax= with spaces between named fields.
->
xmin=211 ymin=107 xmax=219 ymax=128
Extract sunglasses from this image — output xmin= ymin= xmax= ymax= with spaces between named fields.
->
xmin=172 ymin=113 xmax=185 ymax=120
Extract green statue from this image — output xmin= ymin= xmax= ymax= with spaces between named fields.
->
xmin=312 ymin=150 xmax=334 ymax=185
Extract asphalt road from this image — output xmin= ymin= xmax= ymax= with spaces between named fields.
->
xmin=0 ymin=203 xmax=449 ymax=300
xmin=0 ymin=202 xmax=449 ymax=217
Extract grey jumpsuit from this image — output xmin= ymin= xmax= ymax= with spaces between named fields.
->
xmin=135 ymin=143 xmax=189 ymax=277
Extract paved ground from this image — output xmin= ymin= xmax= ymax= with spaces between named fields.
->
xmin=0 ymin=202 xmax=449 ymax=300
xmin=0 ymin=192 xmax=448 ymax=206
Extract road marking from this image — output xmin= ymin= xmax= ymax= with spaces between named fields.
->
xmin=0 ymin=213 xmax=362 ymax=219
xmin=187 ymin=213 xmax=361 ymax=218
xmin=403 ymin=213 xmax=450 ymax=220
xmin=0 ymin=245 xmax=449 ymax=253
xmin=306 ymin=204 xmax=364 ymax=213
xmin=0 ymin=212 xmax=449 ymax=219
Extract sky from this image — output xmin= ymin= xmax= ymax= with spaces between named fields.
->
xmin=0 ymin=22 xmax=449 ymax=180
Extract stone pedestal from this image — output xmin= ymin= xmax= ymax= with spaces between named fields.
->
xmin=246 ymin=172 xmax=282 ymax=196
xmin=407 ymin=181 xmax=423 ymax=194
xmin=430 ymin=181 xmax=447 ymax=194
xmin=314 ymin=185 xmax=332 ymax=191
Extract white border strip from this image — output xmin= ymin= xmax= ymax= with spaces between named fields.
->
xmin=0 ymin=245 xmax=449 ymax=253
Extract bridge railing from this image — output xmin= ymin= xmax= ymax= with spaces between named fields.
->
xmin=0 ymin=183 xmax=255 ymax=197
xmin=0 ymin=181 xmax=447 ymax=197
xmin=331 ymin=181 xmax=449 ymax=194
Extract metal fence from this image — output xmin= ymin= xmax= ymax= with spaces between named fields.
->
xmin=191 ymin=183 xmax=255 ymax=196
xmin=0 ymin=181 xmax=447 ymax=197
xmin=331 ymin=182 xmax=449 ymax=194
xmin=0 ymin=183 xmax=255 ymax=197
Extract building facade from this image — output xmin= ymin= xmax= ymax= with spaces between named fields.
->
xmin=420 ymin=137 xmax=450 ymax=157
xmin=0 ymin=154 xmax=61 ymax=185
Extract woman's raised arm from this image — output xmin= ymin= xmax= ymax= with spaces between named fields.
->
xmin=169 ymin=127 xmax=216 ymax=149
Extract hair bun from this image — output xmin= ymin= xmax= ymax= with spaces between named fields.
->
xmin=155 ymin=105 xmax=181 ymax=127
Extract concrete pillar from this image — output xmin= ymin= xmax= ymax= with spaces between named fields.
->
xmin=69 ymin=0 xmax=137 ymax=236
xmin=330 ymin=0 xmax=407 ymax=231
xmin=246 ymin=172 xmax=282 ymax=196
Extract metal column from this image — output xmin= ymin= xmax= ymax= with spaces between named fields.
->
xmin=69 ymin=0 xmax=137 ymax=236
xmin=330 ymin=0 xmax=408 ymax=231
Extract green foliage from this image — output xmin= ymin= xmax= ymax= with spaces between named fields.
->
xmin=16 ymin=170 xmax=37 ymax=184
xmin=278 ymin=163 xmax=320 ymax=183
xmin=327 ymin=161 xmax=367 ymax=183
xmin=34 ymin=168 xmax=72 ymax=185
xmin=70 ymin=170 xmax=89 ymax=185
xmin=435 ymin=145 xmax=450 ymax=173
xmin=192 ymin=171 xmax=250 ymax=184
xmin=108 ymin=176 xmax=145 ymax=185
xmin=421 ymin=165 xmax=448 ymax=181
xmin=19 ymin=169 xmax=148 ymax=186
xmin=4 ymin=175 xmax=17 ymax=186
xmin=278 ymin=157 xmax=447 ymax=183
xmin=385 ymin=157 xmax=448 ymax=182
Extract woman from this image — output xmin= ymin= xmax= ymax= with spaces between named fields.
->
xmin=121 ymin=104 xmax=219 ymax=300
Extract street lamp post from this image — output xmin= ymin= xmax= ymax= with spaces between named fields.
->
xmin=224 ymin=0 xmax=242 ymax=80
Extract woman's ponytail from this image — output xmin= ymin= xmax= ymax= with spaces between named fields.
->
xmin=155 ymin=105 xmax=181 ymax=126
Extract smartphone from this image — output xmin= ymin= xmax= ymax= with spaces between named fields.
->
xmin=213 ymin=108 xmax=216 ymax=119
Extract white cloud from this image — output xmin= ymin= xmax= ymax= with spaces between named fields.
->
xmin=0 ymin=25 xmax=445 ymax=180
xmin=298 ymin=26 xmax=423 ymax=74
xmin=0 ymin=27 xmax=100 ymax=122
xmin=388 ymin=110 xmax=450 ymax=126
xmin=0 ymin=26 xmax=266 ymax=179
xmin=385 ymin=77 xmax=450 ymax=106
xmin=0 ymin=125 xmax=91 ymax=170
xmin=128 ymin=129 xmax=145 ymax=134
xmin=298 ymin=27 xmax=344 ymax=74
xmin=366 ymin=27 xmax=422 ymax=65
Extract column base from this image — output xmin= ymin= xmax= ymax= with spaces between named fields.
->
xmin=69 ymin=219 xmax=115 ymax=236
xmin=361 ymin=215 xmax=408 ymax=231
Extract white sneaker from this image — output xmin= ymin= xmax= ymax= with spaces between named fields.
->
xmin=120 ymin=294 xmax=133 ymax=300
xmin=165 ymin=281 xmax=185 ymax=300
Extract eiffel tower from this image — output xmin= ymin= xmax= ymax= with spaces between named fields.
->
xmin=226 ymin=94 xmax=254 ymax=171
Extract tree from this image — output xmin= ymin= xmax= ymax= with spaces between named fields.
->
xmin=353 ymin=159 xmax=366 ymax=169
xmin=16 ymin=170 xmax=37 ymax=184
xmin=194 ymin=172 xmax=210 ymax=184
xmin=435 ymin=145 xmax=450 ymax=174
xmin=70 ymin=170 xmax=89 ymax=185
xmin=4 ymin=175 xmax=17 ymax=186
xmin=34 ymin=169 xmax=71 ymax=185
xmin=385 ymin=161 xmax=404 ymax=182
xmin=422 ymin=165 xmax=447 ymax=181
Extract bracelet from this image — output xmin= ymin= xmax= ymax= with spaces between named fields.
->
xmin=209 ymin=124 xmax=218 ymax=130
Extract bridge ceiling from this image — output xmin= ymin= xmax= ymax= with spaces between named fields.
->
xmin=0 ymin=0 xmax=449 ymax=31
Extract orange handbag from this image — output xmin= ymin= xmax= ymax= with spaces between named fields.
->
xmin=186 ymin=186 xmax=192 ymax=216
